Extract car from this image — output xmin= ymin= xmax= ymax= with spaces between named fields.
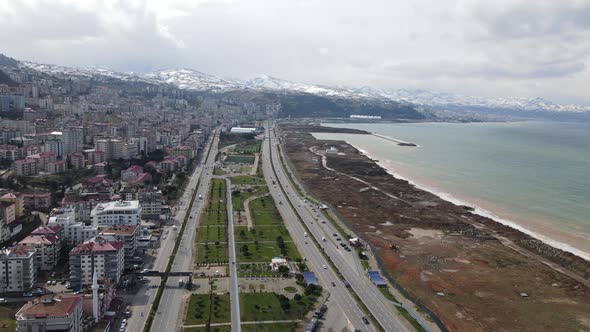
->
xmin=362 ymin=317 xmax=370 ymax=324
xmin=304 ymin=241 xmax=308 ymax=244
xmin=122 ymin=319 xmax=127 ymax=325
xmin=119 ymin=326 xmax=126 ymax=332
xmin=46 ymin=280 xmax=52 ymax=285
xmin=0 ymin=298 xmax=7 ymax=303
xmin=23 ymin=293 xmax=33 ymax=297
xmin=321 ymin=220 xmax=326 ymax=224
xmin=331 ymin=281 xmax=336 ymax=287
xmin=60 ymin=280 xmax=67 ymax=285
xmin=322 ymin=265 xmax=327 ymax=269
xmin=52 ymin=280 xmax=57 ymax=285
xmin=333 ymin=233 xmax=337 ymax=237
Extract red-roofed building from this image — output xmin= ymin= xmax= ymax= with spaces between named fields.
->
xmin=0 ymin=245 xmax=36 ymax=293
xmin=68 ymin=152 xmax=85 ymax=170
xmin=16 ymin=295 xmax=83 ymax=332
xmin=69 ymin=237 xmax=124 ymax=287
xmin=20 ymin=233 xmax=60 ymax=271
xmin=23 ymin=192 xmax=52 ymax=211
xmin=47 ymin=160 xmax=66 ymax=175
xmin=14 ymin=159 xmax=38 ymax=176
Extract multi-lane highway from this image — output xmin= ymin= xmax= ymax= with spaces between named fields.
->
xmin=264 ymin=122 xmax=413 ymax=332
xmin=124 ymin=130 xmax=217 ymax=332
xmin=149 ymin=130 xmax=220 ymax=332
xmin=261 ymin=125 xmax=381 ymax=331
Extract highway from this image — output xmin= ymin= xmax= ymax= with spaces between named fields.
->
xmin=264 ymin=122 xmax=412 ymax=332
xmin=224 ymin=177 xmax=241 ymax=332
xmin=149 ymin=130 xmax=220 ymax=332
xmin=125 ymin=130 xmax=217 ymax=332
xmin=261 ymin=125 xmax=378 ymax=332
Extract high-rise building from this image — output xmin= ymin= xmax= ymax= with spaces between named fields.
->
xmin=63 ymin=126 xmax=84 ymax=154
xmin=0 ymin=245 xmax=36 ymax=293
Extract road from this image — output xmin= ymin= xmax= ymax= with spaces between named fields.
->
xmin=261 ymin=125 xmax=377 ymax=332
xmin=149 ymin=130 xmax=220 ymax=332
xmin=225 ymin=177 xmax=241 ymax=332
xmin=124 ymin=131 xmax=217 ymax=332
xmin=264 ymin=122 xmax=412 ymax=332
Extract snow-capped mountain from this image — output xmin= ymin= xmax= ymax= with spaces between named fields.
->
xmin=144 ymin=68 xmax=242 ymax=92
xmin=19 ymin=60 xmax=590 ymax=114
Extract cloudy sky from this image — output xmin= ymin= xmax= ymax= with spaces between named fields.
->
xmin=1 ymin=0 xmax=590 ymax=104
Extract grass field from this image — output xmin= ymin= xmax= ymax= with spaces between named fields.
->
xmin=249 ymin=196 xmax=283 ymax=226
xmin=235 ymin=225 xmax=292 ymax=242
xmin=183 ymin=327 xmax=231 ymax=332
xmin=196 ymin=226 xmax=227 ymax=243
xmin=231 ymin=186 xmax=268 ymax=212
xmin=231 ymin=175 xmax=265 ymax=186
xmin=234 ymin=141 xmax=262 ymax=154
xmin=241 ymin=323 xmax=299 ymax=332
xmin=0 ymin=304 xmax=20 ymax=332
xmin=185 ymin=294 xmax=231 ymax=325
xmin=237 ymin=241 xmax=301 ymax=262
xmin=196 ymin=242 xmax=228 ymax=264
xmin=225 ymin=155 xmax=255 ymax=164
xmin=237 ymin=262 xmax=274 ymax=277
xmin=240 ymin=292 xmax=318 ymax=321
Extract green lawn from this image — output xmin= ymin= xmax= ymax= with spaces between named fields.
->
xmin=235 ymin=225 xmax=292 ymax=242
xmin=196 ymin=243 xmax=228 ymax=265
xmin=231 ymin=186 xmax=268 ymax=212
xmin=240 ymin=292 xmax=318 ymax=321
xmin=237 ymin=241 xmax=301 ymax=262
xmin=234 ymin=141 xmax=261 ymax=154
xmin=0 ymin=304 xmax=21 ymax=332
xmin=197 ymin=226 xmax=227 ymax=243
xmin=237 ymin=262 xmax=274 ymax=277
xmin=250 ymin=196 xmax=283 ymax=226
xmin=241 ymin=323 xmax=299 ymax=332
xmin=231 ymin=175 xmax=265 ymax=186
xmin=183 ymin=327 xmax=231 ymax=332
xmin=213 ymin=167 xmax=226 ymax=175
xmin=225 ymin=155 xmax=255 ymax=164
xmin=185 ymin=294 xmax=231 ymax=325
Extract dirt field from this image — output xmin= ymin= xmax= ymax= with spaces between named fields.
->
xmin=280 ymin=123 xmax=590 ymax=332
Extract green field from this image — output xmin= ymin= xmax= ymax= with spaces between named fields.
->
xmin=232 ymin=186 xmax=268 ymax=212
xmin=237 ymin=262 xmax=274 ymax=277
xmin=249 ymin=196 xmax=283 ymax=226
xmin=225 ymin=155 xmax=255 ymax=164
xmin=241 ymin=323 xmax=299 ymax=332
xmin=235 ymin=225 xmax=292 ymax=242
xmin=240 ymin=292 xmax=318 ymax=321
xmin=234 ymin=141 xmax=262 ymax=154
xmin=196 ymin=242 xmax=228 ymax=264
xmin=185 ymin=294 xmax=231 ymax=325
xmin=231 ymin=175 xmax=266 ymax=186
xmin=183 ymin=327 xmax=231 ymax=332
xmin=237 ymin=241 xmax=301 ymax=262
xmin=0 ymin=304 xmax=19 ymax=332
xmin=197 ymin=226 xmax=227 ymax=243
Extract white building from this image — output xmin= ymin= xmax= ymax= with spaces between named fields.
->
xmin=269 ymin=257 xmax=288 ymax=272
xmin=0 ymin=245 xmax=36 ymax=293
xmin=230 ymin=127 xmax=258 ymax=135
xmin=16 ymin=295 xmax=84 ymax=332
xmin=91 ymin=200 xmax=142 ymax=227
xmin=48 ymin=209 xmax=98 ymax=246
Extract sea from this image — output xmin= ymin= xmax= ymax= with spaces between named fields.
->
xmin=313 ymin=121 xmax=590 ymax=260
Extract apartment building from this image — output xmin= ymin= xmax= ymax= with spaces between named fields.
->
xmin=47 ymin=208 xmax=97 ymax=246
xmin=16 ymin=295 xmax=84 ymax=332
xmin=91 ymin=200 xmax=141 ymax=227
xmin=69 ymin=238 xmax=124 ymax=287
xmin=0 ymin=245 xmax=36 ymax=293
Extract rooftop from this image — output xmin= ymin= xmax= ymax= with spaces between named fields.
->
xmin=17 ymin=296 xmax=82 ymax=318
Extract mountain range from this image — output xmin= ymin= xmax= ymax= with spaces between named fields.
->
xmin=12 ymin=58 xmax=590 ymax=118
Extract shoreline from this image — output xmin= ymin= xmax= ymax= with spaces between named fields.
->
xmin=349 ymin=143 xmax=590 ymax=262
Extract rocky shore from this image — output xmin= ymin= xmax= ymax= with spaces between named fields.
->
xmin=280 ymin=123 xmax=590 ymax=332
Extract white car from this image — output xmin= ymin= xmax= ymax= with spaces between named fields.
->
xmin=322 ymin=264 xmax=327 ymax=269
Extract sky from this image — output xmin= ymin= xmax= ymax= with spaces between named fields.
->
xmin=1 ymin=0 xmax=590 ymax=104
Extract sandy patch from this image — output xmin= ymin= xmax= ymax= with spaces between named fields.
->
xmin=408 ymin=228 xmax=444 ymax=239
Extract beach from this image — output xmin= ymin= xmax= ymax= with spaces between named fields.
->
xmin=281 ymin=122 xmax=590 ymax=331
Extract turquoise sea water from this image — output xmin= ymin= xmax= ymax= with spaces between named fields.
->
xmin=316 ymin=121 xmax=590 ymax=257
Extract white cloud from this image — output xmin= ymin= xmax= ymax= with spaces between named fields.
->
xmin=0 ymin=0 xmax=589 ymax=103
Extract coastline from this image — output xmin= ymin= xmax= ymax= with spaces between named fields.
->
xmin=350 ymin=143 xmax=590 ymax=261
